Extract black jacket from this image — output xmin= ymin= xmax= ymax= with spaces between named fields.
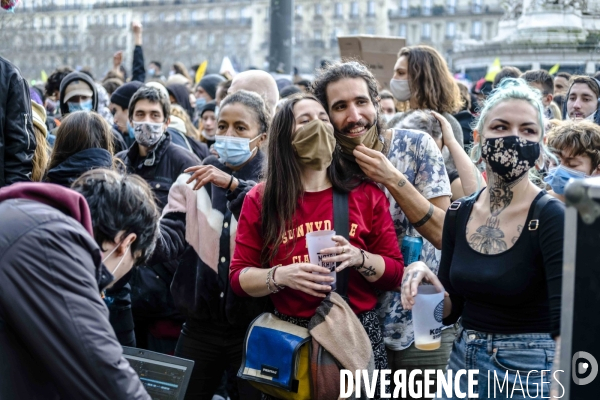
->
xmin=44 ymin=148 xmax=135 ymax=344
xmin=132 ymin=45 xmax=146 ymax=83
xmin=116 ymin=131 xmax=201 ymax=209
xmin=117 ymin=132 xmax=201 ymax=324
xmin=45 ymin=148 xmax=113 ymax=186
xmin=0 ymin=186 xmax=149 ymax=399
xmin=0 ymin=56 xmax=36 ymax=187
xmin=58 ymin=71 xmax=99 ymax=116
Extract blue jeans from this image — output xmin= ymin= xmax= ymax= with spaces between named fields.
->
xmin=436 ymin=325 xmax=555 ymax=400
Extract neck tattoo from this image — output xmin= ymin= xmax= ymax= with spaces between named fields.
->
xmin=467 ymin=171 xmax=525 ymax=254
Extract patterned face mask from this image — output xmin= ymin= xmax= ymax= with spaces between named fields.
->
xmin=481 ymin=136 xmax=540 ymax=182
xmin=132 ymin=121 xmax=164 ymax=147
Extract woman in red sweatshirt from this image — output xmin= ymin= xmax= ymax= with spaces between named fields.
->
xmin=229 ymin=94 xmax=404 ymax=376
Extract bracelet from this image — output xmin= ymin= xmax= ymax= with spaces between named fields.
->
xmin=413 ymin=203 xmax=434 ymax=228
xmin=266 ymin=267 xmax=280 ymax=294
xmin=271 ymin=266 xmax=286 ymax=291
xmin=226 ymin=175 xmax=235 ymax=191
xmin=355 ymin=249 xmax=366 ymax=270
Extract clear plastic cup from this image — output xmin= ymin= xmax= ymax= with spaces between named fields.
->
xmin=412 ymin=285 xmax=445 ymax=351
xmin=305 ymin=230 xmax=337 ymax=288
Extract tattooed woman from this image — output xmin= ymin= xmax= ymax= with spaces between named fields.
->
xmin=229 ymin=94 xmax=404 ymax=397
xmin=401 ymin=79 xmax=564 ymax=399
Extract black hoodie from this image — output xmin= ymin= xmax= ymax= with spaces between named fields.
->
xmin=167 ymin=83 xmax=194 ymax=120
xmin=58 ymin=71 xmax=99 ymax=116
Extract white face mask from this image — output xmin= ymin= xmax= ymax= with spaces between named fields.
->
xmin=569 ymin=110 xmax=596 ymax=122
xmin=201 ymin=130 xmax=216 ymax=140
xmin=102 ymin=243 xmax=131 ymax=277
xmin=585 ymin=111 xmax=596 ymax=122
xmin=390 ymin=78 xmax=411 ymax=102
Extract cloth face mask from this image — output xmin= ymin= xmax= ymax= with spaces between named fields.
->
xmin=481 ymin=136 xmax=540 ymax=183
xmin=390 ymin=78 xmax=411 ymax=102
xmin=133 ymin=121 xmax=165 ymax=147
xmin=544 ymin=164 xmax=589 ymax=195
xmin=292 ymin=120 xmax=336 ymax=171
xmin=335 ymin=123 xmax=383 ymax=159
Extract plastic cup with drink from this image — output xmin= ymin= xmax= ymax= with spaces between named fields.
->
xmin=305 ymin=230 xmax=337 ymax=290
xmin=412 ymin=285 xmax=445 ymax=351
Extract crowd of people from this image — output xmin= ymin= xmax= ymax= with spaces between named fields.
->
xmin=2 ymin=20 xmax=600 ymax=400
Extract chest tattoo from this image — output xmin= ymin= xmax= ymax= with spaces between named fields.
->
xmin=467 ymin=174 xmax=524 ymax=254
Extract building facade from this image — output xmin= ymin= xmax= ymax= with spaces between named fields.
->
xmin=0 ymin=0 xmax=505 ymax=80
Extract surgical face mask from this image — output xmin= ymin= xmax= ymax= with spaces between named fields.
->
xmin=569 ymin=109 xmax=597 ymax=121
xmin=127 ymin=121 xmax=135 ymax=139
xmin=481 ymin=136 xmax=540 ymax=182
xmin=585 ymin=111 xmax=596 ymax=122
xmin=544 ymin=164 xmax=589 ymax=195
xmin=390 ymin=78 xmax=411 ymax=102
xmin=292 ymin=120 xmax=336 ymax=171
xmin=132 ymin=121 xmax=165 ymax=147
xmin=196 ymin=98 xmax=207 ymax=109
xmin=148 ymin=68 xmax=156 ymax=77
xmin=335 ymin=122 xmax=383 ymax=158
xmin=214 ymin=135 xmax=261 ymax=167
xmin=68 ymin=99 xmax=93 ymax=113
xmin=102 ymin=243 xmax=131 ymax=278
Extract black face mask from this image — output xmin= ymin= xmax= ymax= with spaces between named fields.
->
xmin=481 ymin=136 xmax=540 ymax=182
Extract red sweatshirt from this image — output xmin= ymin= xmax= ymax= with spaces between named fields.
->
xmin=230 ymin=182 xmax=404 ymax=318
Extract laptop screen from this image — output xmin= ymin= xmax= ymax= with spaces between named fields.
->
xmin=122 ymin=348 xmax=193 ymax=400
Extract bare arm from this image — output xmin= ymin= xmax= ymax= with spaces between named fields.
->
xmin=353 ymin=144 xmax=449 ymax=249
xmin=433 ymin=111 xmax=482 ymax=197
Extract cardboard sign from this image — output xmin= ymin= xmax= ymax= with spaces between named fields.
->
xmin=338 ymin=35 xmax=406 ymax=90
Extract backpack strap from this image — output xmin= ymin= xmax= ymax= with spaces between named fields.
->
xmin=528 ymin=193 xmax=554 ymax=253
xmin=447 ymin=191 xmax=479 ymax=243
xmin=333 ymin=190 xmax=350 ymax=299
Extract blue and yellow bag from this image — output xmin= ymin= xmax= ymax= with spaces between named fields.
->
xmin=238 ymin=312 xmax=311 ymax=400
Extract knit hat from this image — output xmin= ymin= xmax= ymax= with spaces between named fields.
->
xmin=110 ymin=81 xmax=144 ymax=110
xmin=63 ymin=80 xmax=93 ymax=103
xmin=145 ymin=81 xmax=169 ymax=100
xmin=31 ymin=101 xmax=47 ymax=137
xmin=200 ymin=101 xmax=216 ymax=118
xmin=198 ymin=74 xmax=226 ymax=100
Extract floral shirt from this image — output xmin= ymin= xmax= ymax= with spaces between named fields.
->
xmin=377 ymin=129 xmax=452 ymax=351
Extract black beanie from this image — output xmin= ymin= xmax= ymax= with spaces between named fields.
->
xmin=200 ymin=101 xmax=217 ymax=117
xmin=110 ymin=81 xmax=144 ymax=110
xmin=198 ymin=74 xmax=226 ymax=100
